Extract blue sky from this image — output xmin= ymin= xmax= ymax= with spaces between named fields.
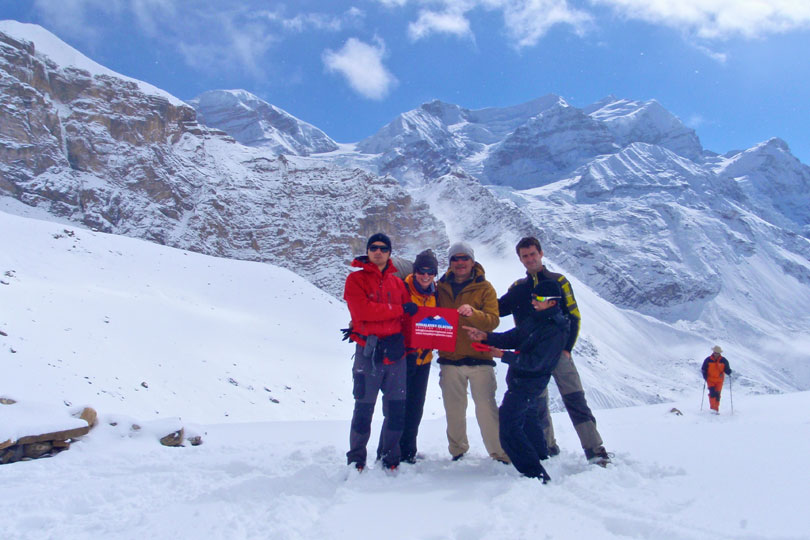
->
xmin=4 ymin=1 xmax=810 ymax=163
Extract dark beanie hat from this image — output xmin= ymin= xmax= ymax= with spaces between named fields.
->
xmin=366 ymin=233 xmax=392 ymax=251
xmin=533 ymin=280 xmax=562 ymax=298
xmin=413 ymin=249 xmax=438 ymax=274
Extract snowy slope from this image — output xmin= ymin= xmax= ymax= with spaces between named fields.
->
xmin=0 ymin=205 xmax=355 ymax=423
xmin=2 ymin=388 xmax=808 ymax=539
xmin=1 ymin=203 xmax=791 ymax=428
xmin=3 ymin=207 xmax=809 ymax=539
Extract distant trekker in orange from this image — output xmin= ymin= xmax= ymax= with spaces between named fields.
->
xmin=701 ymin=345 xmax=732 ymax=413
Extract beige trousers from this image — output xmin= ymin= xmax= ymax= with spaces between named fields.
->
xmin=439 ymin=364 xmax=508 ymax=461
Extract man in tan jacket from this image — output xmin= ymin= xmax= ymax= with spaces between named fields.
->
xmin=436 ymin=242 xmax=508 ymax=463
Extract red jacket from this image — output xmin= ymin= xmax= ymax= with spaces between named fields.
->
xmin=344 ymin=256 xmax=410 ymax=346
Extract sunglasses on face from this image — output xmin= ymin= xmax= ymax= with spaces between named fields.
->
xmin=368 ymin=244 xmax=390 ymax=253
xmin=414 ymin=267 xmax=437 ymax=276
xmin=531 ymin=295 xmax=561 ymax=303
xmin=450 ymin=255 xmax=471 ymax=262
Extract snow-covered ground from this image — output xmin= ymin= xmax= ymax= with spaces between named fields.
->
xmin=2 ymin=392 xmax=808 ymax=540
xmin=2 ymin=206 xmax=808 ymax=539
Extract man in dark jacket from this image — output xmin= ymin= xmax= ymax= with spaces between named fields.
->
xmin=702 ymin=345 xmax=732 ymax=413
xmin=465 ymin=280 xmax=569 ymax=483
xmin=498 ymin=236 xmax=610 ymax=466
xmin=344 ymin=233 xmax=418 ymax=471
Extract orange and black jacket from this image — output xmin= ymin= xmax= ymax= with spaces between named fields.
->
xmin=701 ymin=355 xmax=732 ymax=383
xmin=403 ymin=273 xmax=437 ymax=366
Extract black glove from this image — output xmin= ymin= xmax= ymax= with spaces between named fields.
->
xmin=340 ymin=328 xmax=352 ymax=341
xmin=402 ymin=302 xmax=419 ymax=316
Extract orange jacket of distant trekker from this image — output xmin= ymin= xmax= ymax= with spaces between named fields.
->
xmin=701 ymin=353 xmax=732 ymax=411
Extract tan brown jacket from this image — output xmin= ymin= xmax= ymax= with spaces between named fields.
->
xmin=436 ymin=262 xmax=500 ymax=365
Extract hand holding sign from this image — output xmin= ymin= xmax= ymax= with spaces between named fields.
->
xmin=458 ymin=304 xmax=474 ymax=317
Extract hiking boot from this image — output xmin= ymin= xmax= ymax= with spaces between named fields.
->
xmin=451 ymin=452 xmax=465 ymax=461
xmin=402 ymin=455 xmax=418 ymax=465
xmin=547 ymin=444 xmax=560 ymax=457
xmin=352 ymin=462 xmax=366 ymax=472
xmin=586 ymin=447 xmax=612 ymax=467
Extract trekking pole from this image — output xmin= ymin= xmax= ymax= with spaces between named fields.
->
xmin=729 ymin=375 xmax=734 ymax=415
xmin=700 ymin=381 xmax=705 ymax=411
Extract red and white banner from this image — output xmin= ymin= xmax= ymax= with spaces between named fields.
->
xmin=407 ymin=306 xmax=459 ymax=352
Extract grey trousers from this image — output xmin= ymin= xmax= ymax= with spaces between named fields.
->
xmin=538 ymin=352 xmax=605 ymax=458
xmin=347 ymin=344 xmax=407 ymax=467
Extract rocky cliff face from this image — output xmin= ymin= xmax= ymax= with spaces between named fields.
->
xmin=0 ymin=28 xmax=447 ymax=296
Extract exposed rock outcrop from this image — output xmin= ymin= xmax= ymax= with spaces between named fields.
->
xmin=0 ymin=28 xmax=448 ymax=296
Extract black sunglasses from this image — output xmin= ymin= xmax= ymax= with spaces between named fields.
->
xmin=450 ymin=255 xmax=471 ymax=262
xmin=368 ymin=244 xmax=390 ymax=253
xmin=415 ymin=267 xmax=437 ymax=276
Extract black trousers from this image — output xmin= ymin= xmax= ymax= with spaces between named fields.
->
xmin=499 ymin=372 xmax=552 ymax=479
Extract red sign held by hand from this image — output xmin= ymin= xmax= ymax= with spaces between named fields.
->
xmin=407 ymin=307 xmax=459 ymax=352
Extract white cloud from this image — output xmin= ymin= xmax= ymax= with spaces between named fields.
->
xmin=262 ymin=7 xmax=365 ymax=33
xmin=385 ymin=0 xmax=592 ymax=47
xmin=33 ymin=0 xmax=126 ymax=42
xmin=408 ymin=9 xmax=473 ymax=40
xmin=491 ymin=0 xmax=593 ymax=47
xmin=694 ymin=44 xmax=728 ymax=63
xmin=323 ymin=37 xmax=398 ymax=100
xmin=593 ymin=0 xmax=810 ymax=39
xmin=375 ymin=0 xmax=411 ymax=6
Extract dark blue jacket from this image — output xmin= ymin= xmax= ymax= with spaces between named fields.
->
xmin=498 ymin=267 xmax=581 ymax=354
xmin=485 ymin=305 xmax=569 ymax=378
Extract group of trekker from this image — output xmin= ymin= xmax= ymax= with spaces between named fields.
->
xmin=342 ymin=233 xmax=610 ymax=483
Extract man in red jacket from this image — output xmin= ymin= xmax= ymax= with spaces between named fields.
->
xmin=344 ymin=233 xmax=417 ymax=471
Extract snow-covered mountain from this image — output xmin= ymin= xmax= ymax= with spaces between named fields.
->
xmin=584 ymin=96 xmax=704 ymax=160
xmin=188 ymin=89 xmax=339 ymax=156
xmin=2 ymin=19 xmax=810 ymax=399
xmin=0 ymin=22 xmax=447 ymax=296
